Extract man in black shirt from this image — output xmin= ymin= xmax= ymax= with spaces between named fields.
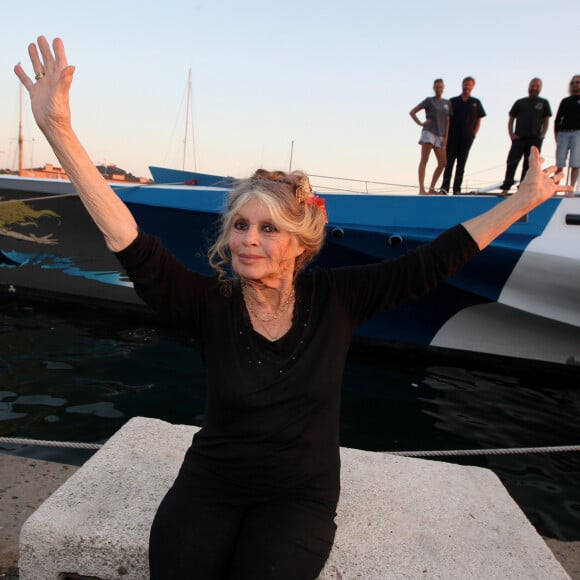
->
xmin=500 ymin=78 xmax=552 ymax=195
xmin=555 ymin=74 xmax=580 ymax=193
xmin=441 ymin=77 xmax=486 ymax=194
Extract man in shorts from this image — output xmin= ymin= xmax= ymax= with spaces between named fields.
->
xmin=555 ymin=74 xmax=580 ymax=194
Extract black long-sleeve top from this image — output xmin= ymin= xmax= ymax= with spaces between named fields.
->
xmin=116 ymin=224 xmax=479 ymax=509
xmin=555 ymin=95 xmax=580 ymax=133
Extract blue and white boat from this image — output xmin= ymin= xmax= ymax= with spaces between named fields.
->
xmin=1 ymin=172 xmax=579 ymax=367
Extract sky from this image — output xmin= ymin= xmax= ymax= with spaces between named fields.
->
xmin=0 ymin=0 xmax=578 ymax=194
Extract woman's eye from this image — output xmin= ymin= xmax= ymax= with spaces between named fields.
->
xmin=262 ymin=224 xmax=278 ymax=233
xmin=233 ymin=220 xmax=247 ymax=230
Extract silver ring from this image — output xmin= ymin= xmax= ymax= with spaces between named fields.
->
xmin=34 ymin=71 xmax=46 ymax=81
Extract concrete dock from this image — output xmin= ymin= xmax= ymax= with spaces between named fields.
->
xmin=2 ymin=417 xmax=580 ymax=579
xmin=0 ymin=454 xmax=78 ymax=578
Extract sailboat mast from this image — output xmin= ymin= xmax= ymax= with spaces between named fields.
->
xmin=182 ymin=69 xmax=192 ymax=171
xmin=18 ymin=83 xmax=23 ymax=176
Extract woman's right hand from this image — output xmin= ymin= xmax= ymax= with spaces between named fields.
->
xmin=13 ymin=36 xmax=139 ymax=252
xmin=14 ymin=36 xmax=75 ymax=136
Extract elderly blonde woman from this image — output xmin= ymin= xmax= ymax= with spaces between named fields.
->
xmin=16 ymin=37 xmax=571 ymax=580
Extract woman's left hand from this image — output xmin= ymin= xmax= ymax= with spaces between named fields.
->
xmin=463 ymin=147 xmax=574 ymax=250
xmin=515 ymin=147 xmax=573 ymax=203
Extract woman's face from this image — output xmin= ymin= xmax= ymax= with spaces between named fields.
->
xmin=229 ymin=197 xmax=305 ymax=285
xmin=433 ymin=81 xmax=444 ymax=98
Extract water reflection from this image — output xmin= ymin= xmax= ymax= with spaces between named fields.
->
xmin=413 ymin=365 xmax=580 ymax=539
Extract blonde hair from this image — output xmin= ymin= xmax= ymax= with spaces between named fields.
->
xmin=208 ymin=169 xmax=327 ymax=286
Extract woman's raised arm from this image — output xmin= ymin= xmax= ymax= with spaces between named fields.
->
xmin=14 ymin=36 xmax=138 ymax=252
xmin=462 ymin=147 xmax=572 ymax=250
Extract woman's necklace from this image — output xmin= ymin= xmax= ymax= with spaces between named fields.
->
xmin=242 ymin=284 xmax=295 ymax=323
xmin=241 ymin=281 xmax=296 ymax=341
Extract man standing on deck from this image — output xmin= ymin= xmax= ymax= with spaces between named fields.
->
xmin=554 ymin=74 xmax=580 ymax=193
xmin=500 ymin=78 xmax=551 ymax=195
xmin=441 ymin=77 xmax=486 ymax=195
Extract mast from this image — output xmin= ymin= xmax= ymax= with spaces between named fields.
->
xmin=182 ymin=69 xmax=191 ymax=170
xmin=289 ymin=140 xmax=294 ymax=172
xmin=182 ymin=68 xmax=198 ymax=171
xmin=18 ymin=83 xmax=23 ymax=176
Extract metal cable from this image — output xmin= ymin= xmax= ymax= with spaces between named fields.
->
xmin=1 ymin=437 xmax=579 ymax=457
xmin=387 ymin=444 xmax=580 ymax=457
xmin=0 ymin=437 xmax=102 ymax=450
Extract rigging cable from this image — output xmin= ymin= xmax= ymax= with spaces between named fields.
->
xmin=1 ymin=437 xmax=579 ymax=457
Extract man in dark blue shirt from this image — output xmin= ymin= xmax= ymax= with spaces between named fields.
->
xmin=500 ymin=78 xmax=552 ymax=195
xmin=441 ymin=77 xmax=486 ymax=194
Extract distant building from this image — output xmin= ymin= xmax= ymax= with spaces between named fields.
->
xmin=20 ymin=163 xmax=69 ymax=180
xmin=96 ymin=164 xmax=152 ymax=184
xmin=15 ymin=163 xmax=151 ymax=184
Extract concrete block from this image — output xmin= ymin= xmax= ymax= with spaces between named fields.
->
xmin=19 ymin=417 xmax=570 ymax=579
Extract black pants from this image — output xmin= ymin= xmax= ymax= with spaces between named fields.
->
xmin=442 ymin=138 xmax=474 ymax=193
xmin=500 ymin=137 xmax=543 ymax=190
xmin=149 ymin=468 xmax=337 ymax=580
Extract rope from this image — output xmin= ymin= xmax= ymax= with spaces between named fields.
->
xmin=310 ymin=173 xmax=417 ymax=188
xmin=0 ymin=437 xmax=102 ymax=450
xmin=1 ymin=436 xmax=579 ymax=457
xmin=387 ymin=444 xmax=580 ymax=458
xmin=0 ymin=192 xmax=78 ymax=204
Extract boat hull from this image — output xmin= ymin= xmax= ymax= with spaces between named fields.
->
xmin=0 ymin=174 xmax=76 ymax=195
xmin=1 ymin=185 xmax=579 ymax=366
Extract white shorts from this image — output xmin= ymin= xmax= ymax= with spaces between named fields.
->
xmin=556 ymin=130 xmax=580 ymax=168
xmin=419 ymin=129 xmax=444 ymax=148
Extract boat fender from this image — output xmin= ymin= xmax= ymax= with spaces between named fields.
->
xmin=388 ymin=234 xmax=403 ymax=248
xmin=331 ymin=228 xmax=345 ymax=240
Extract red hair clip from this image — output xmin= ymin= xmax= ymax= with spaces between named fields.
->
xmin=304 ymin=195 xmax=328 ymax=223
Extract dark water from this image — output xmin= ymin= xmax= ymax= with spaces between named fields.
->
xmin=1 ymin=300 xmax=579 ymax=541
